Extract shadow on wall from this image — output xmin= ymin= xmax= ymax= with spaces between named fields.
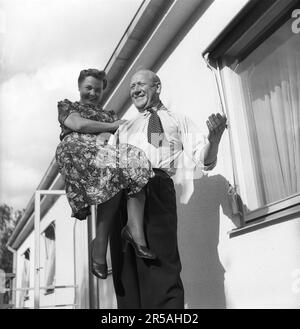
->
xmin=176 ymin=174 xmax=240 ymax=309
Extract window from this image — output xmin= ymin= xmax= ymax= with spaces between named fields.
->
xmin=19 ymin=248 xmax=30 ymax=307
xmin=221 ymin=13 xmax=300 ymax=212
xmin=43 ymin=222 xmax=55 ymax=294
xmin=204 ymin=0 xmax=300 ymax=223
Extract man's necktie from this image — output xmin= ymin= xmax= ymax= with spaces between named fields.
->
xmin=147 ymin=106 xmax=164 ymax=148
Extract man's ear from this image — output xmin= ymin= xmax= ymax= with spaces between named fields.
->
xmin=156 ymin=82 xmax=161 ymax=95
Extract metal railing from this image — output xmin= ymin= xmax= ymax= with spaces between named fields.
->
xmin=2 ymin=285 xmax=79 ymax=309
xmin=6 ymin=189 xmax=99 ymax=309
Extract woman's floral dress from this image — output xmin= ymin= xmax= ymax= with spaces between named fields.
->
xmin=55 ymin=99 xmax=154 ymax=220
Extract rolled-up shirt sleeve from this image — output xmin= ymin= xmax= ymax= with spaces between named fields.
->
xmin=178 ymin=114 xmax=217 ymax=171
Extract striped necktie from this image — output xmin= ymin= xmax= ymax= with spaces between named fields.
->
xmin=146 ymin=103 xmax=164 ymax=148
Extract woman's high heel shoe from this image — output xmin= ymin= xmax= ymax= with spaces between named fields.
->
xmin=90 ymin=239 xmax=108 ymax=279
xmin=121 ymin=225 xmax=156 ymax=260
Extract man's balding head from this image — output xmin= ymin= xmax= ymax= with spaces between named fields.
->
xmin=134 ymin=69 xmax=161 ymax=85
xmin=130 ymin=69 xmax=161 ymax=111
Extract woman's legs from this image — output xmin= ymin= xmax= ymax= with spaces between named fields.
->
xmin=93 ymin=191 xmax=123 ymax=264
xmin=123 ymin=188 xmax=156 ymax=259
xmin=93 ymin=188 xmax=153 ymax=264
xmin=126 ymin=189 xmax=147 ymax=246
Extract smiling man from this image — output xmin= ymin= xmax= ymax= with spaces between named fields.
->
xmin=109 ymin=69 xmax=227 ymax=309
xmin=130 ymin=70 xmax=161 ymax=109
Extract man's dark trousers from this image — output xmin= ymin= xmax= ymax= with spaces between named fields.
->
xmin=110 ymin=169 xmax=184 ymax=309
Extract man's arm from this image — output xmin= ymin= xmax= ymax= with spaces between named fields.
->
xmin=201 ymin=113 xmax=227 ymax=166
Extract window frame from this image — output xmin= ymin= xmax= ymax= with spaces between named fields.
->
xmin=203 ymin=0 xmax=300 ymax=229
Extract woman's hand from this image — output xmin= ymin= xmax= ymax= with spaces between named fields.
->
xmin=96 ymin=132 xmax=113 ymax=145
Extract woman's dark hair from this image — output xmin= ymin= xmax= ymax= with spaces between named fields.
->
xmin=78 ymin=69 xmax=107 ymax=89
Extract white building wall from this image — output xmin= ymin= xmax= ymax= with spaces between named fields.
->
xmin=125 ymin=0 xmax=300 ymax=308
xmin=15 ymin=194 xmax=90 ymax=309
xmin=16 ymin=234 xmax=34 ymax=308
xmin=221 ymin=218 xmax=300 ymax=308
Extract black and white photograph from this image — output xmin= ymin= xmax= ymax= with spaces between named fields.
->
xmin=0 ymin=0 xmax=300 ymax=312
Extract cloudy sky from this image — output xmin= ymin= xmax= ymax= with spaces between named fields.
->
xmin=0 ymin=0 xmax=142 ymax=210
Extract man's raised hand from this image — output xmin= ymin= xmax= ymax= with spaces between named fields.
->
xmin=206 ymin=113 xmax=227 ymax=144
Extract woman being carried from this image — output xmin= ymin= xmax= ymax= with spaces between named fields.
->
xmin=55 ymin=69 xmax=156 ymax=279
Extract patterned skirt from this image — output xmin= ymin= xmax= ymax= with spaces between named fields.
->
xmin=55 ymin=132 xmax=154 ymax=219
